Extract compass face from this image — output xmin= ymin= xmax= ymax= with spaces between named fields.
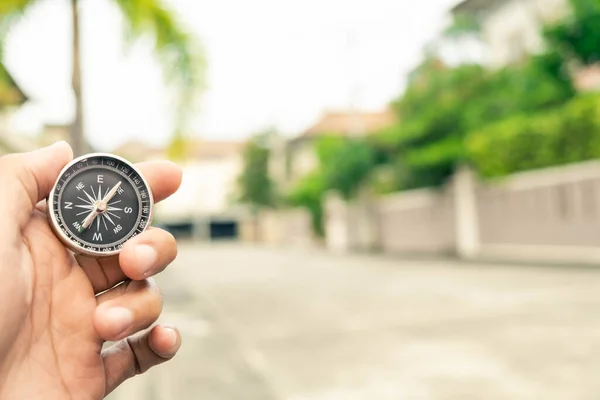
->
xmin=47 ymin=153 xmax=153 ymax=257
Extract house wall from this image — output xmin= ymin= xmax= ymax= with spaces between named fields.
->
xmin=376 ymin=189 xmax=456 ymax=255
xmin=255 ymin=208 xmax=315 ymax=247
xmin=155 ymin=154 xmax=243 ymax=224
xmin=325 ymin=160 xmax=600 ymax=264
xmin=287 ymin=140 xmax=319 ymax=184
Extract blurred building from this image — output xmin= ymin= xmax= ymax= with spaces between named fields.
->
xmin=112 ymin=140 xmax=166 ymax=163
xmin=0 ymin=62 xmax=30 ymax=154
xmin=114 ymin=139 xmax=247 ymax=240
xmin=284 ymin=109 xmax=397 ymax=186
xmin=452 ymin=0 xmax=568 ymax=66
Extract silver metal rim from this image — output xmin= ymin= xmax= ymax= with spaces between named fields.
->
xmin=46 ymin=152 xmax=155 ymax=258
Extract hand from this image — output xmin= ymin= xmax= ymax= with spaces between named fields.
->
xmin=0 ymin=142 xmax=183 ymax=399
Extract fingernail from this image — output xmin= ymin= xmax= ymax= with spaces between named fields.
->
xmin=135 ymin=244 xmax=158 ymax=272
xmin=164 ymin=327 xmax=178 ymax=348
xmin=105 ymin=307 xmax=134 ymax=337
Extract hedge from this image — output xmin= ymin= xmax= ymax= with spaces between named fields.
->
xmin=466 ymin=94 xmax=600 ymax=178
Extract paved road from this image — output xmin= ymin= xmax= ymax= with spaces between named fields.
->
xmin=109 ymin=243 xmax=600 ymax=400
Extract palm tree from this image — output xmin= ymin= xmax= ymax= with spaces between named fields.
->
xmin=0 ymin=0 xmax=204 ymax=156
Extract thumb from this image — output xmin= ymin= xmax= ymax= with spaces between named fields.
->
xmin=0 ymin=141 xmax=73 ymax=227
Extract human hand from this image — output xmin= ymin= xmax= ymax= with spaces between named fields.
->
xmin=0 ymin=142 xmax=183 ymax=399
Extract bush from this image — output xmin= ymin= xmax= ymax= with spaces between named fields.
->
xmin=466 ymin=94 xmax=600 ymax=178
xmin=378 ymin=56 xmax=574 ymax=190
xmin=315 ymin=136 xmax=379 ymax=200
xmin=286 ymin=171 xmax=326 ymax=236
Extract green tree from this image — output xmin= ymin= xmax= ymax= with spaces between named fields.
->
xmin=544 ymin=0 xmax=600 ymax=66
xmin=380 ymin=54 xmax=574 ymax=190
xmin=237 ymin=133 xmax=276 ymax=211
xmin=314 ymin=136 xmax=379 ymax=200
xmin=0 ymin=0 xmax=204 ymax=155
xmin=285 ymin=135 xmax=383 ymax=236
xmin=466 ymin=93 xmax=600 ymax=177
xmin=286 ymin=170 xmax=326 ymax=236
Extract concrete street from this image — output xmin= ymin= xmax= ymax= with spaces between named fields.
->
xmin=109 ymin=243 xmax=600 ymax=400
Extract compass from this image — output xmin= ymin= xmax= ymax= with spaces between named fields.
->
xmin=47 ymin=153 xmax=154 ymax=257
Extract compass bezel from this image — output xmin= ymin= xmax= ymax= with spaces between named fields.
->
xmin=47 ymin=152 xmax=155 ymax=258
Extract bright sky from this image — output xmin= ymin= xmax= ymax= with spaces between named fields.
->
xmin=4 ymin=0 xmax=458 ymax=151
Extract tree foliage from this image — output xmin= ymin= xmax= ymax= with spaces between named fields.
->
xmin=237 ymin=134 xmax=276 ymax=210
xmin=314 ymin=136 xmax=379 ymax=200
xmin=286 ymin=170 xmax=326 ymax=236
xmin=378 ymin=53 xmax=574 ymax=189
xmin=286 ymin=0 xmax=598 ymax=232
xmin=114 ymin=0 xmax=205 ymax=125
xmin=284 ymin=134 xmax=385 ymax=235
xmin=544 ymin=0 xmax=600 ymax=66
xmin=466 ymin=94 xmax=600 ymax=177
xmin=0 ymin=0 xmax=204 ymax=135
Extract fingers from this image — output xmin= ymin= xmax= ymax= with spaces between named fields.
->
xmin=76 ymin=227 xmax=177 ymax=293
xmin=102 ymin=325 xmax=182 ymax=395
xmin=135 ymin=161 xmax=182 ymax=203
xmin=0 ymin=141 xmax=73 ymax=228
xmin=119 ymin=227 xmax=178 ymax=280
xmin=76 ymin=160 xmax=181 ymax=293
xmin=94 ymin=278 xmax=162 ymax=341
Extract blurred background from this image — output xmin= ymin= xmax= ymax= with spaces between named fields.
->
xmin=3 ymin=0 xmax=600 ymax=398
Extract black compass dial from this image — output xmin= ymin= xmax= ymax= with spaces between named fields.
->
xmin=48 ymin=154 xmax=153 ymax=256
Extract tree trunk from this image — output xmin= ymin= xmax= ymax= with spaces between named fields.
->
xmin=70 ymin=0 xmax=86 ymax=156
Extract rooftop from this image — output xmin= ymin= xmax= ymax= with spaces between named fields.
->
xmin=188 ymin=140 xmax=245 ymax=159
xmin=112 ymin=138 xmax=246 ymax=163
xmin=300 ymin=109 xmax=398 ymax=139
